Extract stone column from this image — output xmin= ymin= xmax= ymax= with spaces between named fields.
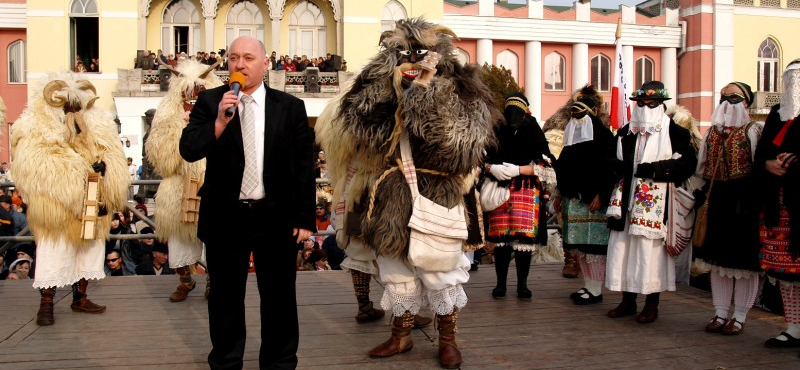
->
xmin=525 ymin=41 xmax=542 ymax=122
xmin=572 ymin=43 xmax=588 ymax=90
xmin=272 ymin=19 xmax=281 ymax=56
xmin=205 ymin=16 xmax=214 ymax=54
xmin=661 ymin=47 xmax=677 ymax=107
xmin=477 ymin=39 xmax=493 ymax=66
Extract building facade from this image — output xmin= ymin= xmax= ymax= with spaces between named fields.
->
xmin=0 ymin=0 xmax=26 ymax=164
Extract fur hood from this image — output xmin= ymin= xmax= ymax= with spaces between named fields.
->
xmin=542 ymin=85 xmax=610 ymax=133
xmin=146 ymin=59 xmax=221 ymax=243
xmin=10 ymin=73 xmax=128 ymax=245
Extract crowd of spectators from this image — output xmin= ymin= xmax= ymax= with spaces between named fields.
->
xmin=131 ymin=49 xmax=347 ymax=74
xmin=73 ymin=55 xmax=100 ymax=73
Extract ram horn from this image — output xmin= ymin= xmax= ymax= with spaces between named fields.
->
xmin=43 ymin=80 xmax=69 ymax=108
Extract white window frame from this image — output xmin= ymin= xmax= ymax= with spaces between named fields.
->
xmin=8 ymin=40 xmax=26 ymax=84
xmin=162 ymin=0 xmax=202 ymax=56
xmin=758 ymin=38 xmax=780 ymax=92
xmin=544 ymin=51 xmax=565 ymax=91
xmin=635 ymin=56 xmax=654 ymax=90
xmin=381 ymin=0 xmax=408 ymax=32
xmin=225 ymin=0 xmax=265 ymax=48
xmin=288 ymin=1 xmax=327 ymax=58
xmin=591 ymin=54 xmax=611 ymax=92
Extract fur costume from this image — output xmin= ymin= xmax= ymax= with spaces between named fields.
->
xmin=146 ymin=60 xmax=221 ymax=268
xmin=10 ymin=73 xmax=128 ymax=288
xmin=543 ymin=85 xmax=610 ymax=158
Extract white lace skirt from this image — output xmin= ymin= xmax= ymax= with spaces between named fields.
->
xmin=167 ymin=236 xmax=204 ymax=269
xmin=33 ymin=236 xmax=106 ymax=289
xmin=606 ymin=221 xmax=676 ymax=295
xmin=377 ymin=254 xmax=470 ymax=316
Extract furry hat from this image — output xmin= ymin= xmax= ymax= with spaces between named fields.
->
xmin=543 ymin=85 xmax=610 ymax=132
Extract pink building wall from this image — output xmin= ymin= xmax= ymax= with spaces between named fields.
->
xmin=0 ymin=28 xmax=27 ymax=164
xmin=679 ymin=0 xmax=715 ymax=124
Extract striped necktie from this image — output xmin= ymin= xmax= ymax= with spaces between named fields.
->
xmin=239 ymin=94 xmax=258 ymax=195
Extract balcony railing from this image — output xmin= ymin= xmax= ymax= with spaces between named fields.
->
xmin=750 ymin=91 xmax=781 ymax=116
xmin=115 ymin=68 xmax=354 ymax=97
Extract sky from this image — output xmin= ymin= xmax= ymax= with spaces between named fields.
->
xmin=508 ymin=0 xmax=647 ymax=8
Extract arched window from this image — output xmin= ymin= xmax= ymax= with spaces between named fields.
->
xmin=634 ymin=56 xmax=654 ymax=89
xmin=226 ymin=0 xmax=265 ymax=47
xmin=162 ymin=0 xmax=202 ymax=56
xmin=289 ymin=1 xmax=326 ymax=58
xmin=70 ymin=0 xmax=99 ymax=72
xmin=544 ymin=51 xmax=565 ymax=91
xmin=758 ymin=38 xmax=780 ymax=92
xmin=497 ymin=50 xmax=519 ymax=83
xmin=8 ymin=40 xmax=26 ymax=83
xmin=455 ymin=48 xmax=470 ymax=66
xmin=381 ymin=1 xmax=407 ymax=32
xmin=591 ymin=54 xmax=611 ymax=92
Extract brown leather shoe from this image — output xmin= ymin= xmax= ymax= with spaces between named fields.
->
xmin=704 ymin=316 xmax=727 ymax=333
xmin=607 ymin=300 xmax=637 ymax=318
xmin=368 ymin=327 xmax=413 ymax=358
xmin=70 ymin=297 xmax=106 ymax=313
xmin=37 ymin=289 xmax=55 ymax=326
xmin=636 ymin=303 xmax=658 ymax=324
xmin=413 ymin=314 xmax=432 ymax=328
xmin=721 ymin=318 xmax=744 ymax=335
xmin=368 ymin=313 xmax=414 ymax=358
xmin=562 ymin=252 xmax=580 ymax=279
xmin=355 ymin=301 xmax=385 ymax=323
xmin=170 ymin=280 xmax=196 ymax=302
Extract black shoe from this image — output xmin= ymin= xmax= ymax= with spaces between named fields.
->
xmin=765 ymin=332 xmax=800 ymax=348
xmin=469 ymin=263 xmax=478 ymax=272
xmin=570 ymin=288 xmax=589 ymax=301
xmin=517 ymin=287 xmax=532 ymax=300
xmin=573 ymin=291 xmax=603 ymax=305
xmin=492 ymin=286 xmax=506 ymax=299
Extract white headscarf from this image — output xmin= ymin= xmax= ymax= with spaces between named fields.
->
xmin=563 ymin=115 xmax=594 ymax=147
xmin=779 ymin=63 xmax=800 ymax=121
xmin=711 ymin=101 xmax=751 ymax=128
xmin=629 ymin=104 xmax=668 ymax=135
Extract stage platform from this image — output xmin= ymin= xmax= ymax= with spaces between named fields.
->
xmin=1 ymin=263 xmax=798 ymax=369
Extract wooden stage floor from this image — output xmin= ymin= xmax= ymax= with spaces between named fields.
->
xmin=1 ymin=263 xmax=798 ymax=370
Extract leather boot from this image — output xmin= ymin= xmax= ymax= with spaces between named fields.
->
xmin=492 ymin=246 xmax=512 ymax=298
xmin=562 ymin=250 xmax=579 ymax=278
xmin=37 ymin=288 xmax=56 ymax=326
xmin=170 ymin=266 xmax=196 ymax=302
xmin=515 ymin=251 xmax=533 ymax=300
xmin=607 ymin=292 xmax=637 ymax=318
xmin=636 ymin=293 xmax=659 ymax=324
xmin=368 ymin=311 xmax=414 ymax=358
xmin=70 ymin=279 xmax=106 ymax=313
xmin=352 ymin=270 xmax=385 ymax=323
xmin=437 ymin=308 xmax=462 ymax=369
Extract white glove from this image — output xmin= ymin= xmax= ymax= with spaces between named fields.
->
xmin=488 ymin=164 xmax=513 ymax=180
xmin=502 ymin=163 xmax=520 ymax=178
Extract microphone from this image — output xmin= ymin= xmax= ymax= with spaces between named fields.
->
xmin=225 ymin=72 xmax=246 ymax=117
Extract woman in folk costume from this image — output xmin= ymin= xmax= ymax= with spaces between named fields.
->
xmin=485 ymin=93 xmax=554 ymax=300
xmin=322 ymin=18 xmax=497 ymax=368
xmin=605 ymin=81 xmax=697 ymax=324
xmin=146 ymin=59 xmax=221 ymax=302
xmin=757 ymin=59 xmax=800 ymax=349
xmin=10 ymin=74 xmax=128 ymax=325
xmin=543 ymin=87 xmax=612 ymax=279
xmin=691 ymin=82 xmax=763 ymax=335
xmin=552 ymin=87 xmax=616 ymax=305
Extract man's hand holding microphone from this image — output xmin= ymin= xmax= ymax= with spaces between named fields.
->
xmin=214 ymin=72 xmax=246 ymax=138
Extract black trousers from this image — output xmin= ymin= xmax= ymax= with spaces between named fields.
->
xmin=206 ymin=205 xmax=299 ymax=370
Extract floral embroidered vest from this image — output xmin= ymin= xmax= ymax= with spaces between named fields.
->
xmin=703 ymin=122 xmax=754 ymax=181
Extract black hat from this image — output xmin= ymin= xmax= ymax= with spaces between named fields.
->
xmin=0 ymin=195 xmax=11 ymax=204
xmin=140 ymin=227 xmax=154 ymax=235
xmin=15 ymin=243 xmax=35 ymax=259
xmin=631 ymin=81 xmax=671 ymax=101
xmin=505 ymin=92 xmax=530 ymax=113
xmin=152 ymin=241 xmax=168 ymax=254
xmin=728 ymin=82 xmax=754 ymax=107
xmin=571 ymin=96 xmax=598 ymax=116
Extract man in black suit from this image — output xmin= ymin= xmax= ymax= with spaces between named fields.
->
xmin=179 ymin=35 xmax=315 ymax=370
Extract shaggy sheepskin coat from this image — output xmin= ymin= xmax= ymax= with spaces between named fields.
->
xmin=146 ymin=60 xmax=221 ymax=246
xmin=317 ymin=18 xmax=498 ymax=260
xmin=10 ymin=74 xmax=129 ymax=247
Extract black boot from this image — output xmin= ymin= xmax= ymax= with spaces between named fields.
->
xmin=492 ymin=246 xmax=512 ymax=298
xmin=608 ymin=292 xmax=638 ymax=318
xmin=352 ymin=270 xmax=385 ymax=323
xmin=637 ymin=293 xmax=660 ymax=324
xmin=515 ymin=251 xmax=533 ymax=300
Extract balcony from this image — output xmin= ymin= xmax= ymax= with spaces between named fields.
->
xmin=113 ymin=68 xmax=355 ymax=98
xmin=749 ymin=91 xmax=781 ymax=116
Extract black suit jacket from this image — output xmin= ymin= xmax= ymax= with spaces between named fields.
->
xmin=179 ymin=83 xmax=316 ymax=243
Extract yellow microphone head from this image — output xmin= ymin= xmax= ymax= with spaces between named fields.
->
xmin=229 ymin=72 xmax=246 ymax=87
